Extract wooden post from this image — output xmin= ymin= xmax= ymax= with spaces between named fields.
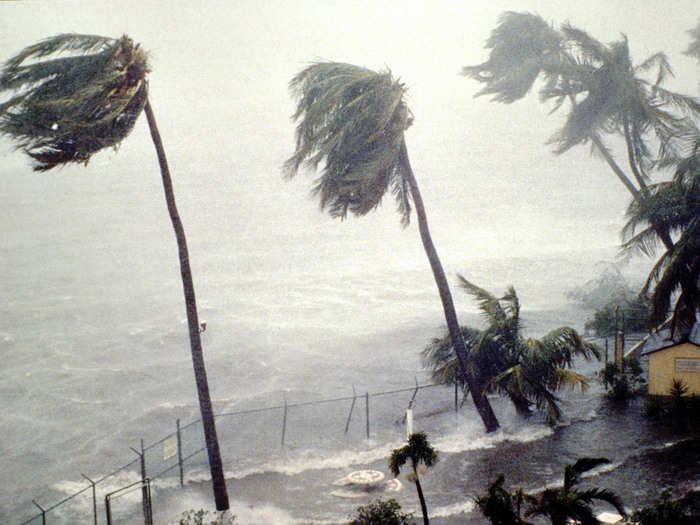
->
xmin=176 ymin=419 xmax=184 ymax=488
xmin=605 ymin=338 xmax=609 ymax=364
xmin=615 ymin=331 xmax=624 ymax=373
xmin=82 ymin=473 xmax=98 ymax=525
xmin=365 ymin=392 xmax=370 ymax=440
xmin=281 ymin=394 xmax=288 ymax=447
xmin=344 ymin=386 xmax=357 ymax=435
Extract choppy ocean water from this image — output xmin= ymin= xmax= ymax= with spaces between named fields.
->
xmin=2 ymin=157 xmax=696 ymax=524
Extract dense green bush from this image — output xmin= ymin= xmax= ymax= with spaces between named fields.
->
xmin=350 ymin=498 xmax=415 ymax=525
xmin=643 ymin=379 xmax=700 ymax=431
xmin=599 ymin=357 xmax=645 ymax=402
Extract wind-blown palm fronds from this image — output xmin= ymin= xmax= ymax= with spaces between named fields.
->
xmin=422 ymin=280 xmax=600 ymax=423
xmin=623 ymin=138 xmax=700 ymax=334
xmin=476 ymin=475 xmax=534 ymax=525
xmin=285 ymin=61 xmax=500 ymax=432
xmin=0 ymin=34 xmax=149 ymax=171
xmin=285 ymin=62 xmax=413 ymax=224
xmin=526 ymin=458 xmax=626 ymax=525
xmin=464 ymin=11 xmax=700 ymax=244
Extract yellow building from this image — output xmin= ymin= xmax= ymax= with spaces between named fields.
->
xmin=645 ymin=341 xmax=700 ymax=396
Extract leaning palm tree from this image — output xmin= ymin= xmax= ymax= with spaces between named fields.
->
xmin=463 ymin=12 xmax=700 ymax=248
xmin=423 ymin=278 xmax=600 ymax=423
xmin=389 ymin=432 xmax=438 ymax=525
xmin=0 ymin=34 xmax=229 ymax=509
xmin=284 ymin=62 xmax=499 ymax=432
xmin=525 ymin=458 xmax=626 ymax=525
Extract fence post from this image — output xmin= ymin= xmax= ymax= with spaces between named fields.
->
xmin=365 ymin=392 xmax=370 ymax=440
xmin=176 ymin=419 xmax=184 ymax=488
xmin=281 ymin=394 xmax=288 ymax=447
xmin=32 ymin=500 xmax=46 ymax=525
xmin=130 ymin=440 xmax=151 ymax=525
xmin=81 ymin=473 xmax=98 ymax=525
xmin=344 ymin=385 xmax=357 ymax=435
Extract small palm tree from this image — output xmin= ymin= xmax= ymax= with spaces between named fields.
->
xmin=423 ymin=278 xmax=600 ymax=423
xmin=389 ymin=432 xmax=438 ymax=525
xmin=284 ymin=62 xmax=499 ymax=432
xmin=0 ymin=34 xmax=229 ymax=509
xmin=476 ymin=475 xmax=533 ymax=525
xmin=526 ymin=458 xmax=627 ymax=525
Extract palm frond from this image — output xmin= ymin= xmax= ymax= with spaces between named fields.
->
xmin=0 ymin=34 xmax=149 ymax=171
xmin=457 ymin=274 xmax=506 ymax=324
xmin=462 ymin=11 xmax=563 ymax=103
xmin=285 ymin=62 xmax=413 ymax=224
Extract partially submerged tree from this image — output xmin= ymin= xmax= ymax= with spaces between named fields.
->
xmin=285 ymin=62 xmax=499 ymax=432
xmin=389 ymin=432 xmax=438 ymax=525
xmin=423 ymin=278 xmax=600 ymax=423
xmin=0 ymin=34 xmax=229 ymax=509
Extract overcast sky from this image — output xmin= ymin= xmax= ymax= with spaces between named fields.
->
xmin=1 ymin=1 xmax=698 ymax=268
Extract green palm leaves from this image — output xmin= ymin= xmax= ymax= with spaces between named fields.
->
xmin=0 ymin=34 xmax=149 ymax=171
xmin=478 ymin=459 xmax=627 ymax=525
xmin=285 ymin=62 xmax=414 ymax=225
xmin=422 ymin=278 xmax=599 ymax=424
xmin=390 ymin=432 xmax=438 ymax=525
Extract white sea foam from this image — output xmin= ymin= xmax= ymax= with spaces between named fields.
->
xmin=431 ymin=499 xmax=477 ymax=518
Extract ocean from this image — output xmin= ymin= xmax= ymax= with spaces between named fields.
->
xmin=1 ymin=151 xmax=697 ymax=525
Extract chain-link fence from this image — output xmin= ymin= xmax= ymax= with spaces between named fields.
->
xmin=17 ymin=380 xmax=458 ymax=525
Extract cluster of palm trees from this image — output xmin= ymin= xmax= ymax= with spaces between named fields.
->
xmin=422 ymin=278 xmax=600 ymax=424
xmin=464 ymin=11 xmax=700 ymax=339
xmin=1 ymin=13 xmax=698 ymax=512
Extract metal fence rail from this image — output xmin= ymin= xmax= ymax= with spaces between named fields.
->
xmin=17 ymin=379 xmax=455 ymax=525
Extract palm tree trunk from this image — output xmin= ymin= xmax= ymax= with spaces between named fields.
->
xmin=413 ymin=473 xmax=430 ymax=525
xmin=399 ymin=140 xmax=500 ymax=433
xmin=592 ymin=133 xmax=676 ymax=251
xmin=144 ymin=99 xmax=230 ymax=511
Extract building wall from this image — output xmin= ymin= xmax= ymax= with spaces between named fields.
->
xmin=647 ymin=342 xmax=700 ymax=396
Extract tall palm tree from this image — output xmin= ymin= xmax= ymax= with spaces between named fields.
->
xmin=0 ymin=34 xmax=229 ymax=509
xmin=389 ymin=431 xmax=438 ymax=525
xmin=423 ymin=278 xmax=600 ymax=424
xmin=464 ymin=11 xmax=700 ymax=333
xmin=622 ymin=138 xmax=700 ymax=336
xmin=525 ymin=458 xmax=626 ymax=525
xmin=284 ymin=62 xmax=499 ymax=432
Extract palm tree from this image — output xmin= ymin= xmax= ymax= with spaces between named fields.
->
xmin=525 ymin=458 xmax=626 ymax=525
xmin=622 ymin=138 xmax=700 ymax=336
xmin=422 ymin=278 xmax=600 ymax=424
xmin=463 ymin=12 xmax=700 ymax=248
xmin=0 ymin=34 xmax=229 ymax=509
xmin=476 ymin=475 xmax=533 ymax=525
xmin=284 ymin=62 xmax=499 ymax=432
xmin=389 ymin=432 xmax=438 ymax=525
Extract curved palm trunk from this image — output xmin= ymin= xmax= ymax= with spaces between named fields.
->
xmin=399 ymin=140 xmax=500 ymax=433
xmin=413 ymin=468 xmax=430 ymax=525
xmin=144 ymin=99 xmax=230 ymax=511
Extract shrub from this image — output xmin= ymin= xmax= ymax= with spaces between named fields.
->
xmin=628 ymin=489 xmax=700 ymax=525
xmin=599 ymin=357 xmax=645 ymax=402
xmin=351 ymin=498 xmax=415 ymax=525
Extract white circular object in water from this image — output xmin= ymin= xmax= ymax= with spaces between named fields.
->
xmin=346 ymin=470 xmax=385 ymax=485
